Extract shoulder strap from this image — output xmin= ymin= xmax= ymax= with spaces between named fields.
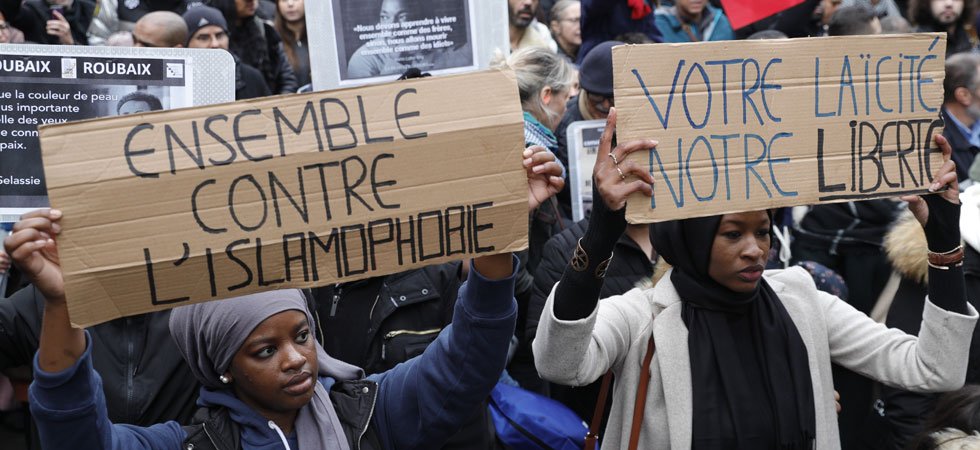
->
xmin=583 ymin=371 xmax=613 ymax=449
xmin=628 ymin=336 xmax=656 ymax=450
xmin=584 ymin=334 xmax=656 ymax=450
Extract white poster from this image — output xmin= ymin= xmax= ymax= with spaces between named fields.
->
xmin=567 ymin=120 xmax=606 ymax=222
xmin=308 ymin=0 xmax=509 ymax=89
xmin=0 ymin=45 xmax=234 ymax=221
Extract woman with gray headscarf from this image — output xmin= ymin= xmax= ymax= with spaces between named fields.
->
xmin=6 ymin=207 xmax=525 ymax=450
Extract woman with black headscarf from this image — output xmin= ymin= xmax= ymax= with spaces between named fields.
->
xmin=533 ymin=107 xmax=977 ymax=449
xmin=208 ymin=0 xmax=298 ymax=94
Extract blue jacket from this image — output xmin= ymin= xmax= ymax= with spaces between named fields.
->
xmin=28 ymin=261 xmax=519 ymax=450
xmin=579 ymin=0 xmax=662 ymax=65
xmin=654 ymin=4 xmax=735 ymax=43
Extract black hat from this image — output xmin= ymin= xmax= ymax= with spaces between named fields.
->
xmin=579 ymin=41 xmax=623 ymax=98
xmin=182 ymin=6 xmax=228 ymax=45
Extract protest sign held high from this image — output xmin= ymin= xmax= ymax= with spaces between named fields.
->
xmin=38 ymin=69 xmax=529 ymax=327
xmin=614 ymin=34 xmax=948 ymax=223
xmin=0 ymin=44 xmax=234 ymax=222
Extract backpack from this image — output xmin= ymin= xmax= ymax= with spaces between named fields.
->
xmin=488 ymin=382 xmax=597 ymax=450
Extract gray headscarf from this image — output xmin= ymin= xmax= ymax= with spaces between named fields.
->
xmin=169 ymin=289 xmax=363 ymax=450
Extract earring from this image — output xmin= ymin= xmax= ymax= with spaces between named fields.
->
xmin=219 ymin=375 xmax=231 ymax=384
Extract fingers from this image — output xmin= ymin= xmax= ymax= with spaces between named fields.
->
xmin=619 ymin=179 xmax=654 ymax=198
xmin=619 ymin=160 xmax=656 ymax=185
xmin=934 ymin=133 xmax=952 ymax=163
xmin=525 ymin=150 xmax=556 ymax=168
xmin=12 ymin=216 xmax=62 ymax=237
xmin=597 ymin=107 xmax=617 ymax=161
xmin=548 ymin=175 xmax=565 ymax=193
xmin=4 ymin=227 xmax=50 ymax=262
xmin=532 ymin=161 xmax=563 ymax=177
xmin=612 ymin=139 xmax=659 ymax=161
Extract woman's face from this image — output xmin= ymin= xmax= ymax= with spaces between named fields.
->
xmin=227 ymin=310 xmax=318 ymax=418
xmin=708 ymin=211 xmax=771 ymax=293
xmin=235 ymin=0 xmax=259 ymax=19
xmin=542 ymin=86 xmax=571 ymax=130
xmin=552 ymin=3 xmax=581 ymax=48
xmin=278 ymin=0 xmax=305 ymax=23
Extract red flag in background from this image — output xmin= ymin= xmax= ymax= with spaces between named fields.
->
xmin=720 ymin=0 xmax=805 ymax=30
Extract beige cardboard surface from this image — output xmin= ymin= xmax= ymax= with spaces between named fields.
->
xmin=39 ymin=69 xmax=529 ymax=327
xmin=614 ymin=34 xmax=947 ymax=223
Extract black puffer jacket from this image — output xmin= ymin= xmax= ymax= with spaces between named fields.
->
xmin=229 ymin=17 xmax=298 ymax=94
xmin=0 ymin=285 xmax=198 ymax=426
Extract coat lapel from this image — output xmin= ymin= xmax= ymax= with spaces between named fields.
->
xmin=650 ymin=277 xmax=693 ymax=449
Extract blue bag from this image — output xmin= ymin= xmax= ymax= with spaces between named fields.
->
xmin=488 ymin=382 xmax=598 ymax=450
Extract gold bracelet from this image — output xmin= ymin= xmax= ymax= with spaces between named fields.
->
xmin=571 ymin=238 xmax=614 ymax=279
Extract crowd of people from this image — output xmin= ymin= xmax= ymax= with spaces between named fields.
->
xmin=1 ymin=0 xmax=980 ymax=449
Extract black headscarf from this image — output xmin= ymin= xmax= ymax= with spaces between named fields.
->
xmin=650 ymin=214 xmax=816 ymax=449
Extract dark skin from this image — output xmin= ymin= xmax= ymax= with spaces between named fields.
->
xmin=225 ymin=310 xmax=315 ymax=435
xmin=4 ymin=147 xmax=563 ymax=434
xmin=709 ymin=212 xmax=771 ymax=294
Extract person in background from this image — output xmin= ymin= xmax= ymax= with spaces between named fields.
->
xmin=578 ymin=0 xmax=660 ymax=65
xmin=550 ymin=0 xmax=581 ymax=66
xmin=105 ymin=30 xmax=134 ymax=46
xmin=553 ymin=41 xmax=617 ymax=220
xmin=275 ymin=0 xmax=309 ymax=87
xmin=132 ymin=11 xmax=187 ymax=48
xmin=510 ymin=0 xmax=558 ymax=52
xmin=183 ymin=6 xmax=271 ymax=100
xmin=841 ymin=0 xmax=903 ymax=18
xmin=909 ymin=0 xmax=974 ymax=56
xmin=877 ymin=200 xmax=980 ymax=449
xmin=116 ymin=90 xmax=163 ymax=115
xmin=907 ymin=385 xmax=980 ymax=449
xmin=940 ymin=52 xmax=980 ymax=183
xmin=87 ymin=0 xmax=193 ymax=46
xmin=0 ymin=13 xmax=12 ymax=44
xmin=828 ymin=3 xmax=883 ymax=35
xmin=208 ymin=0 xmax=298 ymax=94
xmin=1 ymin=0 xmax=95 ymax=45
xmin=880 ymin=13 xmax=912 ymax=32
xmin=654 ymin=0 xmax=734 ymax=43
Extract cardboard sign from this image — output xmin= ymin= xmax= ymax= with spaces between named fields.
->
xmin=614 ymin=34 xmax=947 ymax=223
xmin=566 ymin=120 xmax=606 ymax=222
xmin=39 ymin=70 xmax=529 ymax=327
xmin=0 ymin=44 xmax=234 ymax=222
xmin=308 ymin=0 xmax=509 ymax=89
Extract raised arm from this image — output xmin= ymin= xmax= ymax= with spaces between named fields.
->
xmin=4 ymin=209 xmax=184 ymax=450
xmin=370 ymin=254 xmax=518 ymax=449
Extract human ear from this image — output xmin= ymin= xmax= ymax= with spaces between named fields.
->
xmin=540 ymin=86 xmax=553 ymax=105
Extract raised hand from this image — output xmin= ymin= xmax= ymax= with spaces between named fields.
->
xmin=593 ymin=107 xmax=657 ymax=211
xmin=3 ymin=209 xmax=65 ymax=302
xmin=523 ymin=145 xmax=565 ymax=211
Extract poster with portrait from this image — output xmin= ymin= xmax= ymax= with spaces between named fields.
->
xmin=0 ymin=45 xmax=233 ymax=221
xmin=566 ymin=120 xmax=606 ymax=222
xmin=308 ymin=0 xmax=509 ymax=89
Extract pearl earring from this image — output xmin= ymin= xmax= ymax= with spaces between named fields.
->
xmin=219 ymin=375 xmax=231 ymax=384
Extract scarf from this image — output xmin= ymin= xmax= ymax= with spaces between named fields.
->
xmin=649 ymin=215 xmax=815 ymax=449
xmin=170 ymin=290 xmax=364 ymax=450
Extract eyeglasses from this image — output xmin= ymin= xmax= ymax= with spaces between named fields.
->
xmin=560 ymin=17 xmax=580 ymax=25
xmin=587 ymin=92 xmax=614 ymax=109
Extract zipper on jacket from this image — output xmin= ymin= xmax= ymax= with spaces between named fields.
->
xmin=329 ymin=285 xmax=341 ymax=317
xmin=381 ymin=328 xmax=441 ymax=361
xmin=201 ymin=422 xmax=221 ymax=450
xmin=357 ymin=384 xmax=377 ymax=450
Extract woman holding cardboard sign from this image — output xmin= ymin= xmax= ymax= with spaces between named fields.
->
xmin=3 ymin=151 xmax=564 ymax=450
xmin=532 ymin=107 xmax=976 ymax=449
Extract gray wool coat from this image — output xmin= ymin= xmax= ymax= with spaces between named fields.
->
xmin=532 ymin=266 xmax=978 ymax=449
